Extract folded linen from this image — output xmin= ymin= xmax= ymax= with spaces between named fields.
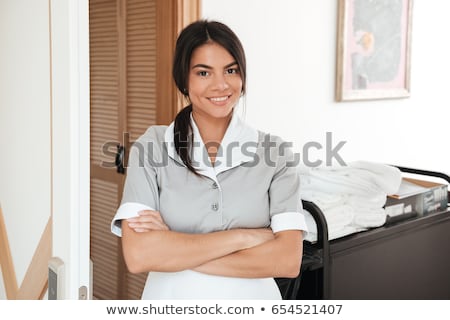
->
xmin=347 ymin=194 xmax=387 ymax=209
xmin=319 ymin=204 xmax=355 ymax=229
xmin=303 ymin=209 xmax=366 ymax=243
xmin=348 ymin=161 xmax=402 ymax=195
xmin=300 ymin=190 xmax=347 ymax=210
xmin=299 ymin=161 xmax=402 ymax=241
xmin=298 ymin=161 xmax=402 ymax=197
xmin=352 ymin=208 xmax=387 ymax=228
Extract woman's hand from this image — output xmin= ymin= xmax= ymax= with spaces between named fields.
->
xmin=126 ymin=210 xmax=274 ymax=248
xmin=126 ymin=210 xmax=169 ymax=232
xmin=123 ymin=212 xmax=275 ymax=274
xmin=193 ymin=230 xmax=303 ymax=278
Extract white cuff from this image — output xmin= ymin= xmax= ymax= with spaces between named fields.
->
xmin=270 ymin=211 xmax=309 ymax=235
xmin=111 ymin=202 xmax=156 ymax=237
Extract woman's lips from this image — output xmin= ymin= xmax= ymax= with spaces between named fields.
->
xmin=208 ymin=95 xmax=232 ymax=106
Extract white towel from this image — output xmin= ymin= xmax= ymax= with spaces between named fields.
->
xmin=299 ymin=161 xmax=402 ymax=241
xmin=300 ymin=191 xmax=346 ymax=210
xmin=319 ymin=204 xmax=355 ymax=229
xmin=348 ymin=194 xmax=387 ymax=227
xmin=303 ymin=209 xmax=366 ymax=243
xmin=348 ymin=161 xmax=402 ymax=195
xmin=352 ymin=207 xmax=387 ymax=228
xmin=347 ymin=194 xmax=387 ymax=209
xmin=298 ymin=161 xmax=401 ymax=197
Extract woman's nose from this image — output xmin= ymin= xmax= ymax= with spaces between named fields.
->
xmin=212 ymin=74 xmax=230 ymax=91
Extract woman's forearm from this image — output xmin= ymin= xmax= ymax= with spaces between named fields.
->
xmin=121 ymin=221 xmax=273 ymax=274
xmin=193 ymin=230 xmax=303 ymax=279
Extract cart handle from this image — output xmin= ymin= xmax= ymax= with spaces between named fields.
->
xmin=393 ymin=165 xmax=450 ymax=184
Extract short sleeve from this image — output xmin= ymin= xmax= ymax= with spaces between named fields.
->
xmin=269 ymin=141 xmax=308 ymax=235
xmin=111 ymin=136 xmax=160 ymax=237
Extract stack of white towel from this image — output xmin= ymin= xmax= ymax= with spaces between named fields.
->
xmin=298 ymin=161 xmax=402 ymax=242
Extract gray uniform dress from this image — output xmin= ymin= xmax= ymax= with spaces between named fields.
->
xmin=111 ymin=113 xmax=308 ymax=299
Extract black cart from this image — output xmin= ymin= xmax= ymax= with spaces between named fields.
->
xmin=276 ymin=166 xmax=450 ymax=299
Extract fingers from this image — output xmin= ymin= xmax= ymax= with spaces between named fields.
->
xmin=130 ymin=221 xmax=169 ymax=232
xmin=136 ymin=210 xmax=165 ymax=222
xmin=127 ymin=220 xmax=169 ymax=232
xmin=126 ymin=210 xmax=169 ymax=232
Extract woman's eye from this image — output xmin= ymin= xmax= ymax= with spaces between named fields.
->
xmin=226 ymin=68 xmax=239 ymax=74
xmin=198 ymin=71 xmax=209 ymax=77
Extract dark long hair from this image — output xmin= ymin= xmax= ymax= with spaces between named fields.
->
xmin=172 ymin=20 xmax=247 ymax=175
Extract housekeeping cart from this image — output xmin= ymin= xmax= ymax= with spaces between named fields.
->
xmin=276 ymin=166 xmax=450 ymax=299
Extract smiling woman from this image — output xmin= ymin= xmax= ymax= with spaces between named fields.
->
xmin=172 ymin=20 xmax=248 ymax=172
xmin=187 ymin=42 xmax=243 ymax=163
xmin=110 ymin=20 xmax=308 ymax=299
xmin=189 ymin=43 xmax=242 ymax=120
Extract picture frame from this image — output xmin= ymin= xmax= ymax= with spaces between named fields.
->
xmin=336 ymin=0 xmax=413 ymax=101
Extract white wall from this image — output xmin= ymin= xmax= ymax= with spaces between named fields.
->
xmin=203 ymin=0 xmax=450 ymax=175
xmin=0 ymin=0 xmax=52 ymax=297
xmin=0 ymin=0 xmax=91 ymax=300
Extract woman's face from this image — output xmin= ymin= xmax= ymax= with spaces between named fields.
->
xmin=187 ymin=42 xmax=243 ymax=121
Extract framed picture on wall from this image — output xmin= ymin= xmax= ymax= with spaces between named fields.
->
xmin=336 ymin=0 xmax=413 ymax=101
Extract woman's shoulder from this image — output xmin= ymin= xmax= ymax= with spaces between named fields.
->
xmin=130 ymin=125 xmax=170 ymax=159
xmin=255 ymin=130 xmax=297 ymax=166
xmin=136 ymin=125 xmax=169 ymax=144
xmin=256 ymin=130 xmax=289 ymax=146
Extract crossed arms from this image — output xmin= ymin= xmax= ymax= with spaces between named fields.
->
xmin=121 ymin=210 xmax=303 ymax=279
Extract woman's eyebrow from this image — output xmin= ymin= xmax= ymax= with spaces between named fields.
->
xmin=224 ymin=61 xmax=238 ymax=69
xmin=192 ymin=63 xmax=212 ymax=69
xmin=191 ymin=61 xmax=238 ymax=69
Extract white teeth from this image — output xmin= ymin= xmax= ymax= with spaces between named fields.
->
xmin=210 ymin=96 xmax=229 ymax=102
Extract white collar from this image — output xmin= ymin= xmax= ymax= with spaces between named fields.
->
xmin=164 ymin=109 xmax=259 ymax=181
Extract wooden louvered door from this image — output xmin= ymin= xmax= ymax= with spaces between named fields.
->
xmin=89 ymin=0 xmax=199 ymax=299
xmin=123 ymin=0 xmax=158 ymax=299
xmin=90 ymin=0 xmax=123 ymax=300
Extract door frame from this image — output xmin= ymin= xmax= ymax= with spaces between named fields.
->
xmin=50 ymin=0 xmax=91 ymax=299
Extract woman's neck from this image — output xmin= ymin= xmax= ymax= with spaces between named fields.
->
xmin=191 ymin=110 xmax=233 ymax=165
xmin=191 ymin=111 xmax=232 ymax=144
